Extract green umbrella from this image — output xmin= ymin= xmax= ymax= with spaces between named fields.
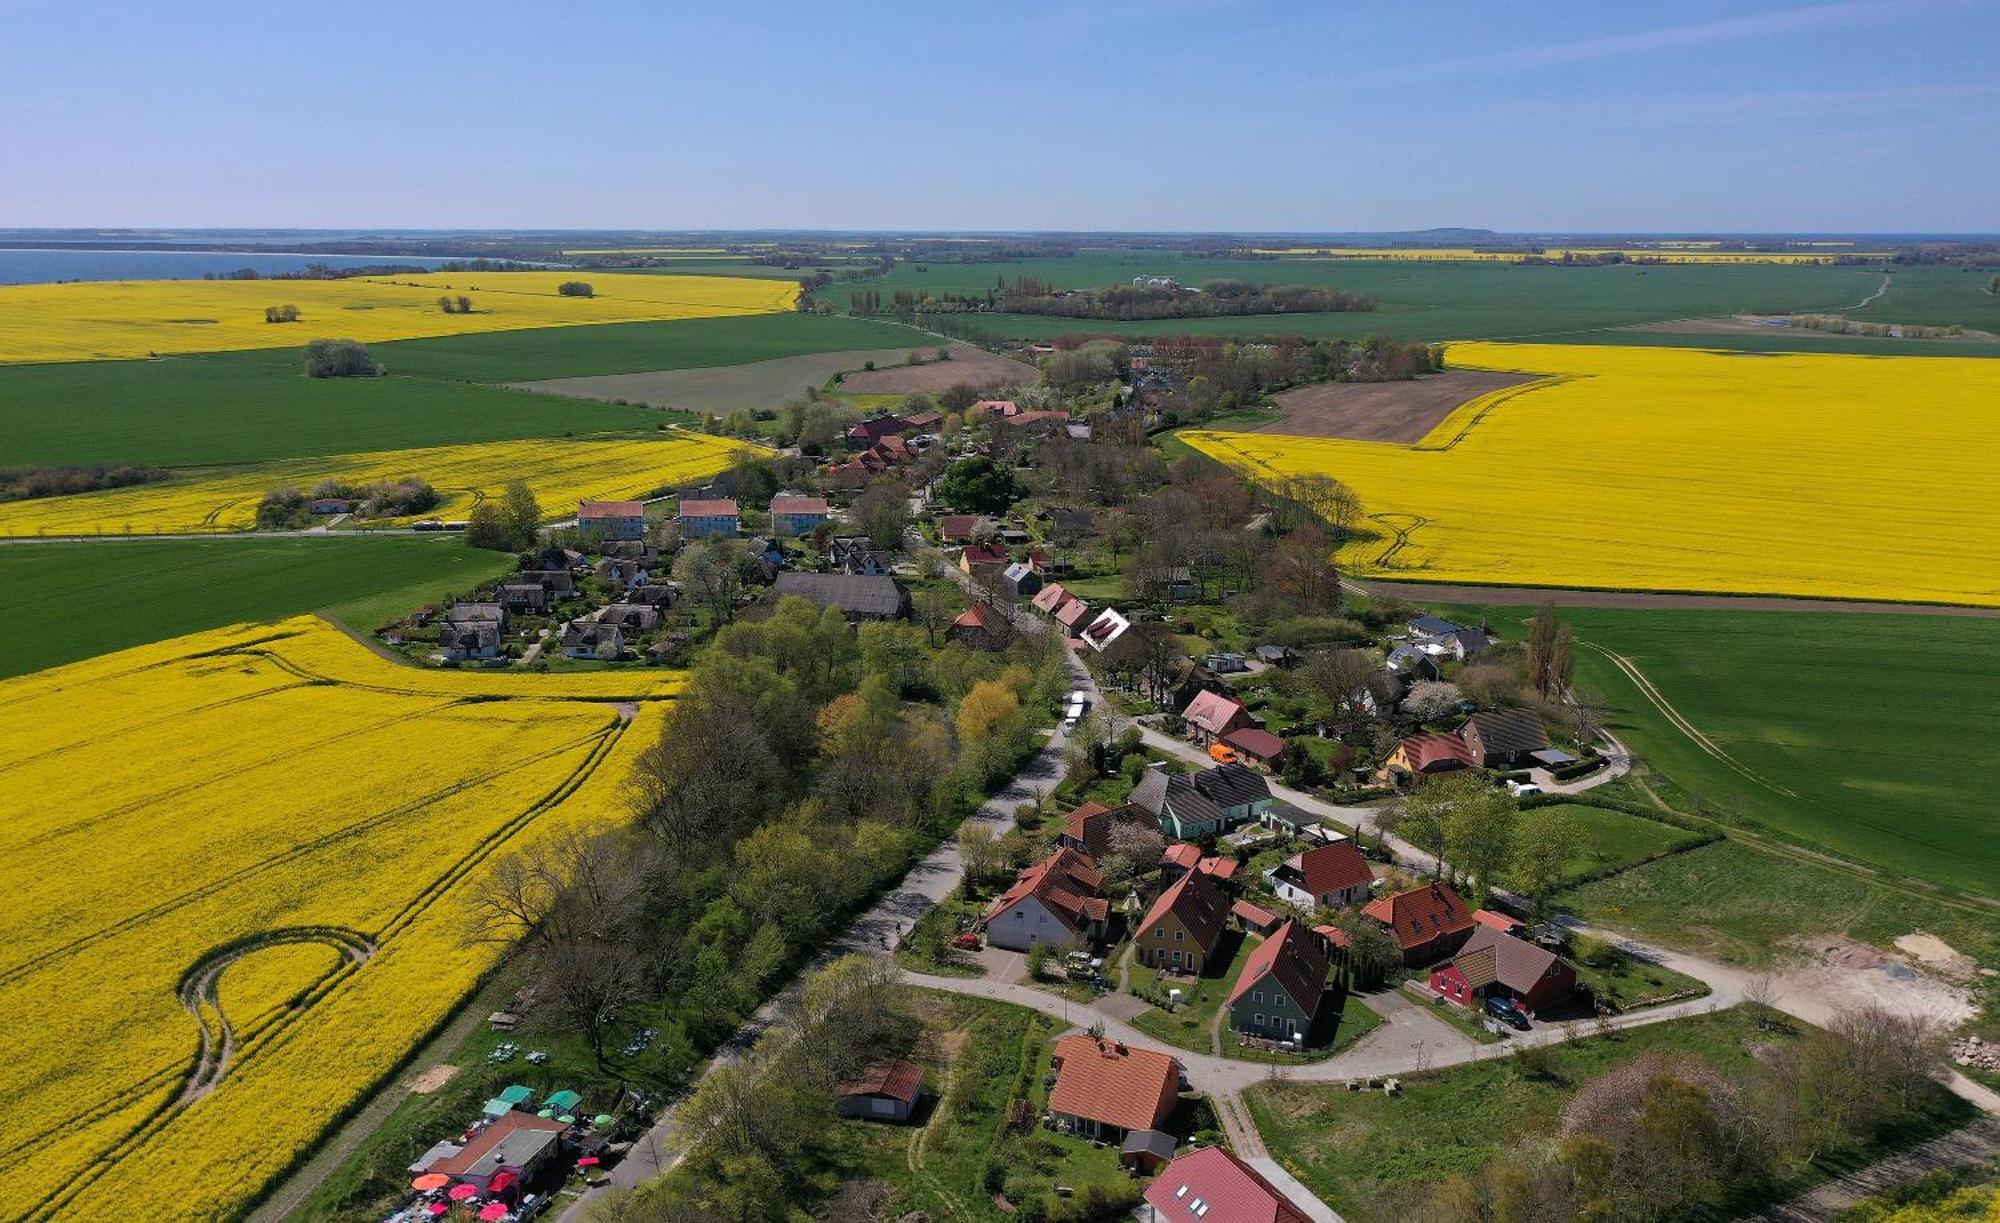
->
xmin=559 ymin=1114 xmax=576 ymax=1125
xmin=537 ymin=1108 xmax=554 ymax=1118
xmin=592 ymin=1114 xmax=614 ymax=1127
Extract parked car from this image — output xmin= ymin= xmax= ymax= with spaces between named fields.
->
xmin=1484 ymin=995 xmax=1531 ymax=1031
xmin=1505 ymin=780 xmax=1543 ymax=798
xmin=950 ymin=932 xmax=981 ymax=951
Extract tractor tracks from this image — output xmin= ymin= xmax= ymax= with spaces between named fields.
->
xmin=175 ymin=928 xmax=377 ymax=1105
xmin=1584 ymin=642 xmax=1797 ymax=798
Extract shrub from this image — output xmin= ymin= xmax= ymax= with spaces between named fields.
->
xmin=263 ymin=303 xmax=299 ymax=323
xmin=557 ymin=281 xmax=594 ymax=297
xmin=302 ymin=338 xmax=380 ymax=378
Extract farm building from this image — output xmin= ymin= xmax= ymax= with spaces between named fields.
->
xmin=577 ymin=499 xmax=646 ymax=541
xmin=1047 ymin=1035 xmax=1182 ymax=1142
xmin=1459 ymin=709 xmax=1553 ymax=768
xmin=772 ymin=572 xmax=907 ymax=621
xmin=1430 ymin=926 xmax=1577 ymax=1017
xmin=959 ymin=542 xmax=1010 ymax=577
xmin=1226 ymin=919 xmax=1331 ymax=1043
xmin=947 ymin=602 xmax=1009 ymax=651
xmin=497 ymin=583 xmax=548 ymax=613
xmin=983 ymin=847 xmax=1108 ymax=952
xmin=676 ymin=497 xmax=739 ymax=539
xmin=1222 ymin=727 xmax=1286 ymax=767
xmin=560 ymin=622 xmax=625 ymax=660
xmin=835 ymin=1060 xmax=924 ymax=1123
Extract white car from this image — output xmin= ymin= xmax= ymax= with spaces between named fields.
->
xmin=1505 ymin=780 xmax=1543 ymax=798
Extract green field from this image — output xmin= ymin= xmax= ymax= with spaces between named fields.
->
xmin=0 ymin=537 xmax=514 ymax=678
xmin=373 ymin=312 xmax=931 ymax=382
xmin=1437 ymin=604 xmax=2000 ymax=897
xmin=0 ymin=348 xmax=655 ymax=468
xmin=842 ymin=254 xmax=1897 ymax=344
xmin=1512 ymin=802 xmax=1707 ymax=887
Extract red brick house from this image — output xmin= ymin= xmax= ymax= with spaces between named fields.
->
xmin=1429 ymin=926 xmax=1577 ymax=1017
xmin=1362 ymin=882 xmax=1476 ymax=965
xmin=1181 ymin=690 xmax=1252 ymax=746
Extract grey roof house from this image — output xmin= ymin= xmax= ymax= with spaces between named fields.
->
xmin=772 ymin=572 xmax=908 ymax=621
xmin=1129 ymin=761 xmax=1273 ymax=841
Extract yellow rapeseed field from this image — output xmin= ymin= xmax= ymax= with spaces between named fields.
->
xmin=0 ymin=270 xmax=796 ymax=364
xmin=1184 ymin=342 xmax=2000 ymax=606
xmin=0 ymin=429 xmax=757 ymax=537
xmin=0 ymin=617 xmax=670 ymax=1219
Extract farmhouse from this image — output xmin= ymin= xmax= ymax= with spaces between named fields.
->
xmin=1226 ymin=919 xmax=1330 ymax=1043
xmin=518 ymin=568 xmax=577 ymax=596
xmin=846 ymin=415 xmax=913 ymax=447
xmin=444 ymin=601 xmax=507 ymax=630
xmin=771 ymin=572 xmax=907 ymax=621
xmin=835 ymin=1060 xmax=924 ymax=1123
xmin=1134 ymin=869 xmax=1228 ymax=973
xmin=1364 ymin=882 xmax=1476 ymax=965
xmin=1386 ymin=732 xmax=1477 ymax=779
xmin=497 ymin=583 xmax=548 ymax=613
xmin=983 ymin=847 xmax=1108 ymax=952
xmin=1385 ymin=644 xmax=1443 ymax=683
xmin=768 ymin=494 xmax=830 ymax=536
xmin=596 ymin=556 xmax=653 ymax=589
xmin=1459 ymin=708 xmax=1553 ymax=768
xmin=946 ymin=602 xmax=1008 ymax=651
xmin=1129 ymin=761 xmax=1273 ymax=840
xmin=1031 ymin=581 xmax=1071 ymax=614
xmin=1430 ymin=925 xmax=1577 ymax=1017
xmin=596 ymin=604 xmax=660 ymax=633
xmin=1265 ymin=839 xmax=1374 ymax=911
xmin=1181 ymin=690 xmax=1252 ymax=746
xmin=937 ymin=514 xmax=992 ymax=544
xmin=677 ymin=497 xmax=740 ymax=539
xmin=1059 ymin=800 xmax=1148 ymax=859
xmin=560 ymin=622 xmax=624 ymax=660
xmin=439 ymin=622 xmax=502 ymax=662
xmin=577 ymin=499 xmax=646 ymax=541
xmin=1054 ymin=597 xmax=1094 ymax=634
xmin=1047 ymin=1035 xmax=1181 ymax=1142
xmin=827 ymin=536 xmax=895 ymax=576
xmin=1143 ymin=1146 xmax=1313 ymax=1223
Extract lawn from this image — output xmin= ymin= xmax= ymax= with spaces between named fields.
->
xmin=1129 ymin=931 xmax=1259 ymax=1054
xmin=0 ymin=537 xmax=514 ymax=679
xmin=1444 ymin=604 xmax=2000 ymax=898
xmin=1245 ymin=1006 xmax=1968 ymax=1223
xmin=1507 ymin=802 xmax=1708 ymax=888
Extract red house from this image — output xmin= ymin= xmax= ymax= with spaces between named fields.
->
xmin=1143 ymin=1145 xmax=1313 ymax=1223
xmin=1181 ymin=690 xmax=1252 ymax=747
xmin=1429 ymin=926 xmax=1577 ymax=1017
xmin=1362 ymin=882 xmax=1476 ymax=965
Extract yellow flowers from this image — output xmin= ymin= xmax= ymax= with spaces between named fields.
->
xmin=0 ymin=270 xmax=797 ymax=364
xmin=0 ymin=430 xmax=757 ymax=537
xmin=1184 ymin=343 xmax=2000 ymax=607
xmin=0 ymin=617 xmax=669 ymax=1218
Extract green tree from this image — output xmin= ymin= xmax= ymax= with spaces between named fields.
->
xmin=464 ymin=499 xmax=511 ymax=551
xmin=1528 ymin=602 xmax=1558 ymax=697
xmin=1511 ymin=807 xmax=1582 ymax=919
xmin=500 ymin=479 xmax=541 ymax=549
xmin=1446 ymin=782 xmax=1518 ymax=896
xmin=937 ymin=456 xmax=1021 ymax=514
xmin=301 ymin=337 xmax=380 ymax=378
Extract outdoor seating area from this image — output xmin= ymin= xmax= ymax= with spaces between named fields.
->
xmin=394 ymin=1081 xmax=621 ymax=1222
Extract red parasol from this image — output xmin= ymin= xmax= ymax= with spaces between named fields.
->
xmin=411 ymin=1173 xmax=450 ymax=1191
xmin=575 ymin=1156 xmax=600 ymax=1167
xmin=424 ymin=1204 xmax=448 ymax=1217
xmin=478 ymin=1205 xmax=509 ymax=1222
xmin=447 ymin=1182 xmax=479 ymax=1201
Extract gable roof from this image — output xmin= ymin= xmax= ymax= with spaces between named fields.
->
xmin=1230 ymin=898 xmax=1279 ymax=932
xmin=985 ymin=848 xmax=1104 ymax=935
xmin=1454 ymin=925 xmax=1562 ymax=993
xmin=1032 ymin=582 xmax=1070 ymax=613
xmin=1397 ymin=733 xmax=1477 ymax=772
xmin=1182 ymin=689 xmax=1247 ymax=736
xmin=1222 ymin=728 xmax=1286 ymax=762
xmin=1143 ymin=1146 xmax=1313 ymax=1223
xmin=1282 ymin=840 xmax=1374 ymax=898
xmin=1054 ymin=597 xmax=1093 ymax=629
xmin=1063 ymin=800 xmax=1121 ymax=856
xmin=838 ymin=1060 xmax=924 ymax=1104
xmin=1472 ymin=909 xmax=1525 ymax=934
xmin=1409 ymin=615 xmax=1461 ymax=636
xmin=430 ymin=1111 xmax=568 ymax=1178
xmin=938 ymin=513 xmax=985 ymax=540
xmin=1048 ymin=1035 xmax=1180 ymax=1133
xmin=678 ymin=498 xmax=738 ymax=518
xmin=578 ymin=499 xmax=644 ymax=519
xmin=1461 ymin=708 xmax=1552 ymax=756
xmin=951 ymin=603 xmax=1003 ymax=632
xmin=1002 ymin=561 xmax=1037 ymax=584
xmin=1227 ymin=920 xmax=1331 ymax=1019
xmin=1161 ymin=842 xmax=1202 ymax=870
xmin=1137 ymin=869 xmax=1228 ymax=953
xmin=772 ymin=571 xmax=905 ymax=617
xmin=962 ymin=542 xmax=1010 ymax=567
xmin=1363 ymin=882 xmax=1475 ymax=951
xmin=769 ymin=494 xmax=829 ymax=516
xmin=1131 ymin=762 xmax=1270 ymax=830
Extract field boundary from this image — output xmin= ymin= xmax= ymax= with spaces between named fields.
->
xmin=1583 ymin=643 xmax=1797 ymax=799
xmin=1411 ymin=372 xmax=1569 ymax=450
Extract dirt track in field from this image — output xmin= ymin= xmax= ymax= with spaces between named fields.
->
xmin=1247 ymin=369 xmax=1535 ymax=442
xmin=1348 ymin=577 xmax=2000 ymax=618
xmin=513 ymin=342 xmax=1024 ymax=413
xmin=833 ymin=346 xmax=1038 ymax=394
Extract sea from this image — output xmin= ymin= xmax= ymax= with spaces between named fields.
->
xmin=0 ymin=248 xmax=454 ymax=285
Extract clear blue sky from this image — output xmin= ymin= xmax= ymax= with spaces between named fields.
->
xmin=3 ymin=0 xmax=1996 ymax=232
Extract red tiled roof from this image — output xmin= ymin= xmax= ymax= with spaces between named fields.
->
xmin=431 ymin=1112 xmax=567 ymax=1177
xmin=578 ymin=500 xmax=643 ymax=519
xmin=938 ymin=514 xmax=983 ymax=540
xmin=952 ymin=604 xmax=1001 ymax=631
xmin=839 ymin=1059 xmax=924 ymax=1104
xmin=1161 ymin=842 xmax=1202 ymax=870
xmin=1064 ymin=800 xmax=1115 ymax=853
xmin=1453 ymin=925 xmax=1563 ymax=993
xmin=770 ymin=495 xmax=829 ymax=516
xmin=985 ymin=848 xmax=1104 ymax=935
xmin=962 ymin=543 xmax=1010 ymax=567
xmin=1032 ymin=582 xmax=1071 ymax=613
xmin=1222 ymin=728 xmax=1285 ymax=762
xmin=1230 ymin=898 xmax=1279 ymax=931
xmin=1227 ymin=919 xmax=1331 ymax=1020
xmin=1363 ymin=882 xmax=1475 ymax=952
xmin=678 ymin=498 xmax=738 ymax=518
xmin=1143 ymin=1145 xmax=1313 ymax=1223
xmin=1312 ymin=923 xmax=1352 ymax=949
xmin=1049 ymin=1035 xmax=1180 ymax=1133
xmin=1472 ymin=909 xmax=1525 ymax=934
xmin=1397 ymin=732 xmax=1477 ymax=772
xmin=1197 ymin=856 xmax=1239 ymax=881
xmin=1284 ymin=841 xmax=1374 ymax=898
xmin=1054 ymin=597 xmax=1092 ymax=629
xmin=1182 ymin=689 xmax=1247 ymax=736
xmin=1137 ymin=870 xmax=1228 ymax=954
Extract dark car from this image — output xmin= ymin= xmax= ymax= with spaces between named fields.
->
xmin=1484 ymin=995 xmax=1531 ymax=1031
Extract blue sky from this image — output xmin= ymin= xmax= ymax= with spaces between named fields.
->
xmin=2 ymin=0 xmax=1996 ymax=231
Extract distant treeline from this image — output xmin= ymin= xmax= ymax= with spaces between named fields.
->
xmin=0 ymin=464 xmax=173 ymax=503
xmin=201 ymin=259 xmax=527 ymax=282
xmin=853 ymin=276 xmax=1373 ymax=321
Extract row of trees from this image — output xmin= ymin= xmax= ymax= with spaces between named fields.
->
xmin=255 ymin=477 xmax=440 ymax=530
xmin=0 ymin=463 xmax=170 ymax=503
xmin=464 ymin=480 xmax=542 ymax=551
xmin=301 ymin=337 xmax=380 ymax=378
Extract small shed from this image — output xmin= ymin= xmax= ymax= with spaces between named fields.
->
xmin=836 ymin=1060 xmax=924 ymax=1123
xmin=544 ymin=1089 xmax=583 ymax=1115
xmin=1120 ymin=1128 xmax=1178 ymax=1174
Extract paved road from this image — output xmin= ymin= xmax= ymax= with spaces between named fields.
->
xmin=557 ymin=650 xmax=1093 ymax=1221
